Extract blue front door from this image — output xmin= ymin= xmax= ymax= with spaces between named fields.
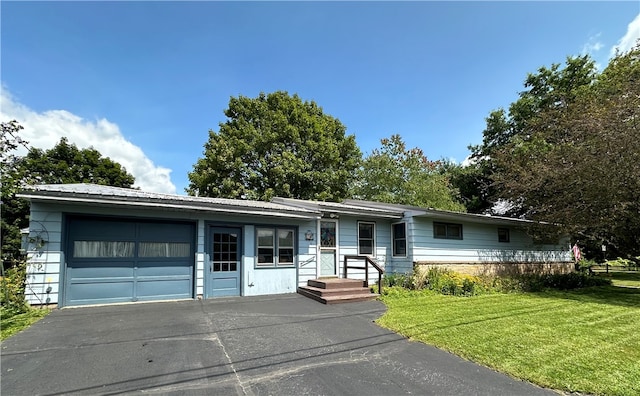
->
xmin=209 ymin=227 xmax=241 ymax=297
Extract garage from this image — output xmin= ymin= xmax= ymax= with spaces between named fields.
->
xmin=64 ymin=216 xmax=195 ymax=306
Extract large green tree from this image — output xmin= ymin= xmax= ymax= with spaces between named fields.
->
xmin=1 ymin=121 xmax=30 ymax=266
xmin=437 ymin=160 xmax=491 ymax=214
xmin=490 ymin=46 xmax=640 ymax=257
xmin=466 ymin=55 xmax=599 ymax=214
xmin=354 ymin=134 xmax=466 ymax=211
xmin=20 ymin=137 xmax=135 ymax=187
xmin=1 ymin=128 xmax=135 ymax=265
xmin=188 ymin=91 xmax=361 ymax=201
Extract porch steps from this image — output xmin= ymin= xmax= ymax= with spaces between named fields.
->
xmin=297 ymin=278 xmax=379 ymax=304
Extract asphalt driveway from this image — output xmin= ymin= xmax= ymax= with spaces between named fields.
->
xmin=1 ymin=294 xmax=555 ymax=395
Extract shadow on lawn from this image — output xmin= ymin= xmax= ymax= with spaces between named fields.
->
xmin=533 ymin=285 xmax=640 ymax=308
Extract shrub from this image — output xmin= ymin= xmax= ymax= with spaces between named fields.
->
xmin=605 ymin=257 xmax=635 ymax=269
xmin=1 ymin=258 xmax=29 ymax=317
xmin=412 ymin=267 xmax=486 ymax=296
xmin=511 ymin=272 xmax=611 ymax=292
xmin=576 ymin=258 xmax=597 ymax=273
xmin=383 ymin=265 xmax=612 ymax=298
xmin=382 ymin=272 xmax=413 ymax=289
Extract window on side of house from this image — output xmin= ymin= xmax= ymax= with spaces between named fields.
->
xmin=433 ymin=222 xmax=463 ymax=240
xmin=257 ymin=229 xmax=275 ymax=266
xmin=498 ymin=228 xmax=510 ymax=243
xmin=278 ymin=229 xmax=295 ymax=264
xmin=358 ymin=222 xmax=375 ymax=256
xmin=392 ymin=222 xmax=407 ymax=257
xmin=256 ymin=227 xmax=296 ymax=268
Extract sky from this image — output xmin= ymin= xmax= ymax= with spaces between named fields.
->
xmin=2 ymin=1 xmax=639 ymax=195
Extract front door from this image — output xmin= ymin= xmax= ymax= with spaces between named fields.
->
xmin=209 ymin=227 xmax=241 ymax=297
xmin=320 ymin=220 xmax=338 ymax=277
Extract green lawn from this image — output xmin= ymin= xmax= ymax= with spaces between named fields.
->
xmin=594 ymin=271 xmax=640 ymax=288
xmin=1 ymin=308 xmax=50 ymax=341
xmin=377 ymin=287 xmax=640 ymax=396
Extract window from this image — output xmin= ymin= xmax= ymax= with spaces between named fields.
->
xmin=139 ymin=242 xmax=191 ymax=257
xmin=358 ymin=222 xmax=375 ymax=255
xmin=73 ymin=241 xmax=135 ymax=258
xmin=278 ymin=229 xmax=294 ymax=264
xmin=256 ymin=227 xmax=295 ymax=267
xmin=433 ymin=222 xmax=463 ymax=240
xmin=257 ymin=229 xmax=275 ymax=266
xmin=392 ymin=223 xmax=407 ymax=257
xmin=498 ymin=228 xmax=510 ymax=243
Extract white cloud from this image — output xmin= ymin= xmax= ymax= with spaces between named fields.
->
xmin=611 ymin=13 xmax=640 ymax=58
xmin=1 ymin=87 xmax=177 ymax=194
xmin=581 ymin=34 xmax=604 ymax=56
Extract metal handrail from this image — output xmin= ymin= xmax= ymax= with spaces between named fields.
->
xmin=343 ymin=255 xmax=385 ymax=294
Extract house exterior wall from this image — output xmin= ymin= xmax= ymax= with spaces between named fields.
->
xmin=333 ymin=216 xmax=392 ymax=284
xmin=388 ymin=219 xmax=414 ymax=274
xmin=409 ymin=217 xmax=571 ymax=276
xmin=25 ymin=201 xmax=316 ymax=306
xmin=25 ymin=195 xmax=575 ymax=306
xmin=25 ymin=204 xmax=64 ymax=306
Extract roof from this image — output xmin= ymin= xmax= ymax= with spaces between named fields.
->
xmin=342 ymin=199 xmax=534 ymax=226
xmin=18 ymin=184 xmax=320 ymax=219
xmin=271 ymin=197 xmax=403 ymax=219
xmin=18 ymin=184 xmax=535 ymax=226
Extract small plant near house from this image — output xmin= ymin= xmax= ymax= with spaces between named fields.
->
xmin=383 ymin=267 xmax=487 ymax=296
xmin=421 ymin=267 xmax=485 ymax=296
xmin=1 ymin=257 xmax=50 ymax=340
xmin=381 ymin=265 xmax=611 ymax=297
xmin=1 ymin=258 xmax=29 ymax=315
xmin=382 ymin=272 xmax=414 ymax=289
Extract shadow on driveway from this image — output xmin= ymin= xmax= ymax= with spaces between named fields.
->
xmin=1 ymin=294 xmax=555 ymax=395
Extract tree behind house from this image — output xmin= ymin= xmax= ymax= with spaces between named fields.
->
xmin=1 ymin=127 xmax=135 ymax=265
xmin=354 ymin=134 xmax=466 ymax=212
xmin=489 ymin=45 xmax=640 ymax=258
xmin=188 ymin=91 xmax=361 ymax=202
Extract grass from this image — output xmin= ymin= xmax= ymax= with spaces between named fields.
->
xmin=1 ymin=307 xmax=50 ymax=341
xmin=377 ymin=286 xmax=640 ymax=396
xmin=593 ymin=271 xmax=640 ymax=288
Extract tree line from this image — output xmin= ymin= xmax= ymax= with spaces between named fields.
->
xmin=2 ymin=44 xmax=638 ymax=264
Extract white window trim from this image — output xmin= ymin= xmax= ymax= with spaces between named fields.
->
xmin=255 ymin=227 xmax=296 ymax=268
xmin=357 ymin=221 xmax=376 ymax=257
xmin=391 ymin=222 xmax=407 ymax=258
xmin=256 ymin=228 xmax=275 ymax=267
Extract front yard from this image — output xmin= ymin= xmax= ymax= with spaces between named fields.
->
xmin=377 ymin=286 xmax=640 ymax=396
xmin=1 ymin=307 xmax=50 ymax=340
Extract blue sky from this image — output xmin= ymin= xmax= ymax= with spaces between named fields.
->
xmin=2 ymin=1 xmax=639 ymax=194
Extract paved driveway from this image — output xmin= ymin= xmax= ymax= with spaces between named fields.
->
xmin=1 ymin=294 xmax=555 ymax=395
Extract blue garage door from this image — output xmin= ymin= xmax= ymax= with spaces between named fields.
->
xmin=65 ymin=217 xmax=195 ymax=306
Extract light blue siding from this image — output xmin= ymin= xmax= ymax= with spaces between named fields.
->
xmin=295 ymin=220 xmax=318 ymax=287
xmin=334 ymin=216 xmax=392 ymax=284
xmin=388 ymin=219 xmax=414 ymax=274
xmin=25 ymin=203 xmax=64 ymax=305
xmin=411 ymin=218 xmax=570 ymax=264
xmin=26 ymin=201 xmax=316 ymax=305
